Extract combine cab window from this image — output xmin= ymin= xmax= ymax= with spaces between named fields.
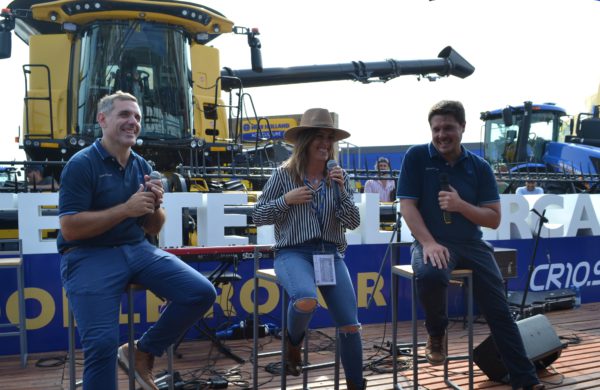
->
xmin=75 ymin=22 xmax=193 ymax=141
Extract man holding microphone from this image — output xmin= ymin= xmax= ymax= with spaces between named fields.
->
xmin=58 ymin=91 xmax=216 ymax=390
xmin=397 ymin=100 xmax=544 ymax=390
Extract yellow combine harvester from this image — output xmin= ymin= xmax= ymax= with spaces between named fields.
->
xmin=0 ymin=0 xmax=474 ymax=194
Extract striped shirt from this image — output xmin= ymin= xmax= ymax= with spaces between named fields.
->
xmin=252 ymin=167 xmax=360 ymax=253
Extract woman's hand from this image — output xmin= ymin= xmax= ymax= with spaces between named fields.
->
xmin=284 ymin=186 xmax=313 ymax=205
xmin=328 ymin=166 xmax=344 ymax=191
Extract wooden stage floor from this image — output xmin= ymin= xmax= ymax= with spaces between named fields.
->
xmin=1 ymin=302 xmax=600 ymax=389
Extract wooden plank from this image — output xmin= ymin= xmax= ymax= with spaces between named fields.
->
xmin=1 ymin=303 xmax=600 ymax=389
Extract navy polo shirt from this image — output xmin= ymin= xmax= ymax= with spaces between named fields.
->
xmin=57 ymin=140 xmax=153 ymax=253
xmin=397 ymin=143 xmax=499 ymax=242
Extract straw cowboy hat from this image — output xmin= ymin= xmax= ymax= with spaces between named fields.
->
xmin=284 ymin=108 xmax=351 ymax=144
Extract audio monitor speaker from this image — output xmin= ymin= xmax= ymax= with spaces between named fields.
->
xmin=473 ymin=314 xmax=563 ymax=382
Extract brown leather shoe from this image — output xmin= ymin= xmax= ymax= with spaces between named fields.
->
xmin=284 ymin=337 xmax=302 ymax=376
xmin=117 ymin=342 xmax=158 ymax=390
xmin=425 ymin=333 xmax=447 ymax=365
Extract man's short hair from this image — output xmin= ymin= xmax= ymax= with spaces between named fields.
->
xmin=97 ymin=91 xmax=137 ymax=115
xmin=428 ymin=100 xmax=466 ymax=126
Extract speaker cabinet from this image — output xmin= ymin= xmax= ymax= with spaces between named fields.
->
xmin=474 ymin=314 xmax=563 ymax=382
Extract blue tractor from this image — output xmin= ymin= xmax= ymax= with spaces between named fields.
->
xmin=480 ymin=101 xmax=600 ymax=193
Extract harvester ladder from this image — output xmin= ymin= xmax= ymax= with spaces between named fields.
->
xmin=22 ymin=64 xmax=54 ymax=139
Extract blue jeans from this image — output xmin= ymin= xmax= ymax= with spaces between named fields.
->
xmin=411 ymin=239 xmax=539 ymax=389
xmin=274 ymin=242 xmax=363 ymax=385
xmin=60 ymin=240 xmax=217 ymax=390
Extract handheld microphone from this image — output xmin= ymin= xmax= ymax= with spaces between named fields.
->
xmin=146 ymin=171 xmax=162 ymax=191
xmin=138 ymin=171 xmax=162 ymax=226
xmin=327 ymin=160 xmax=340 ymax=202
xmin=439 ymin=172 xmax=452 ymax=224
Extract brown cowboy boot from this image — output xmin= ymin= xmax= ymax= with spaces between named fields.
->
xmin=284 ymin=337 xmax=302 ymax=376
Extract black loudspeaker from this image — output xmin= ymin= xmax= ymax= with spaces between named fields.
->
xmin=473 ymin=314 xmax=563 ymax=382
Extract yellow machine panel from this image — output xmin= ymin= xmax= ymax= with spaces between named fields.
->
xmin=27 ymin=34 xmax=70 ymax=140
xmin=190 ymin=44 xmax=228 ymax=141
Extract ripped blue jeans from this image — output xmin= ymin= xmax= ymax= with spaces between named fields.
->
xmin=274 ymin=242 xmax=363 ymax=384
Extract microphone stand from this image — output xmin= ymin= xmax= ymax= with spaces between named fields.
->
xmin=367 ymin=199 xmax=407 ymax=310
xmin=517 ymin=208 xmax=548 ymax=320
xmin=367 ymin=200 xmax=416 ymax=390
xmin=366 ymin=201 xmax=399 ymax=310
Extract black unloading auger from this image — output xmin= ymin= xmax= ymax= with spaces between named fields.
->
xmin=220 ymin=46 xmax=474 ymax=91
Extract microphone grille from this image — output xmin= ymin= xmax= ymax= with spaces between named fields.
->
xmin=149 ymin=171 xmax=162 ymax=180
xmin=327 ymin=160 xmax=338 ymax=170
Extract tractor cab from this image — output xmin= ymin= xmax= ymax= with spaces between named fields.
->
xmin=481 ymin=102 xmax=569 ymax=167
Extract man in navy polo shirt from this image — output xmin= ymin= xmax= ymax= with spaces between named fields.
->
xmin=397 ymin=100 xmax=544 ymax=390
xmin=57 ymin=91 xmax=216 ymax=390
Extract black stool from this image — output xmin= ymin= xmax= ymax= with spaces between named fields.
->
xmin=68 ymin=284 xmax=175 ymax=390
xmin=391 ymin=265 xmax=474 ymax=390
xmin=253 ymin=268 xmax=341 ymax=390
xmin=0 ymin=238 xmax=27 ymax=368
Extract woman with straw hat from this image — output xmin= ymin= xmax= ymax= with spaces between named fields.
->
xmin=253 ymin=108 xmax=366 ymax=389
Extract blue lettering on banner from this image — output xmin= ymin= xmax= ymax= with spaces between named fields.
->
xmin=241 ymin=122 xmax=292 ymax=141
xmin=242 ymin=130 xmax=286 ymax=141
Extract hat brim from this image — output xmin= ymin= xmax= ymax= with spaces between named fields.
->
xmin=283 ymin=126 xmax=351 ymax=144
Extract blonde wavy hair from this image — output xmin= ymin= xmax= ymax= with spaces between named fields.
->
xmin=281 ymin=129 xmax=339 ymax=186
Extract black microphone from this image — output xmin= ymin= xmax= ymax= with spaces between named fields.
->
xmin=439 ymin=172 xmax=451 ymax=224
xmin=327 ymin=160 xmax=340 ymax=202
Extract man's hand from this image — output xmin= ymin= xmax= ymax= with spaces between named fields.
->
xmin=126 ymin=185 xmax=157 ymax=217
xmin=439 ymin=185 xmax=501 ymax=229
xmin=438 ymin=185 xmax=462 ymax=212
xmin=144 ymin=174 xmax=164 ymax=209
xmin=284 ymin=186 xmax=313 ymax=205
xmin=422 ymin=241 xmax=450 ymax=269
